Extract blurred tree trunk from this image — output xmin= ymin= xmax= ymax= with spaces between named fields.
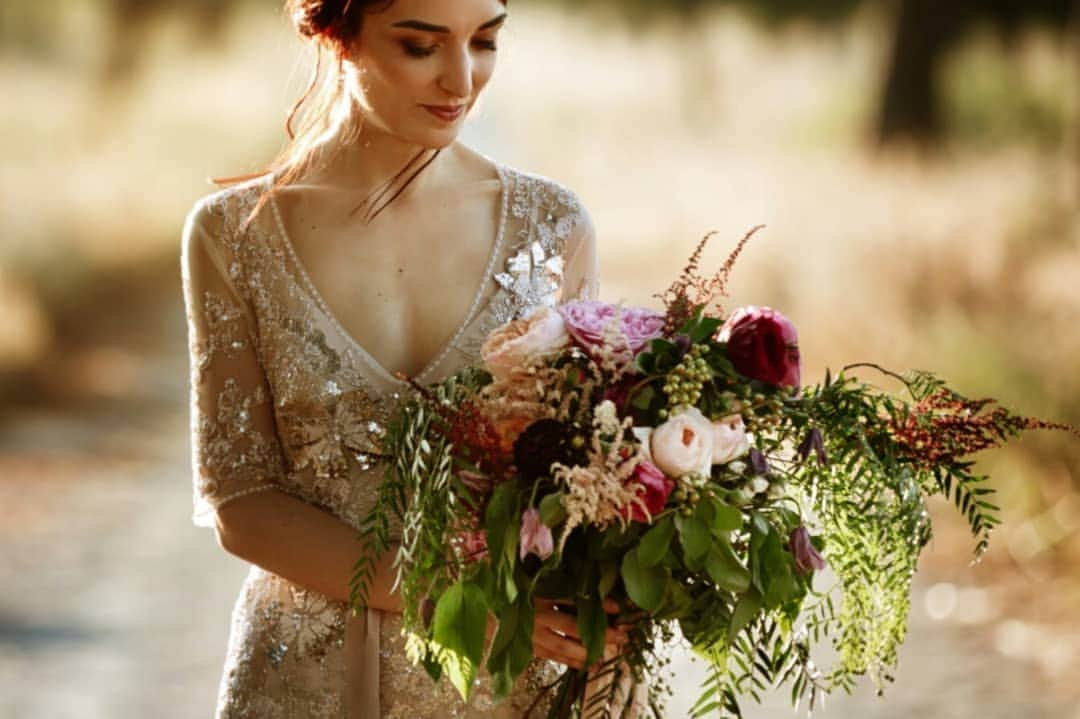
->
xmin=101 ymin=0 xmax=229 ymax=89
xmin=876 ymin=0 xmax=968 ymax=144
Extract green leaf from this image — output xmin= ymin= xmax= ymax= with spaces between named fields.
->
xmin=655 ymin=578 xmax=694 ymax=619
xmin=507 ymin=601 xmax=534 ymax=678
xmin=504 ymin=570 xmax=518 ymax=604
xmin=539 ymin=492 xmax=567 ymax=528
xmin=758 ymin=527 xmax=800 ymax=609
xmin=709 ymin=500 xmax=744 ymax=534
xmin=676 ymin=513 xmax=712 ymax=560
xmin=576 ymin=594 xmax=608 ymax=666
xmin=441 ymin=651 xmax=477 ymax=702
xmin=637 ymin=515 xmax=676 ymax=568
xmin=630 ymin=384 xmax=657 ymax=411
xmin=635 ymin=351 xmax=656 ymax=375
xmin=487 ymin=599 xmax=519 ymax=658
xmin=598 ymin=560 xmax=619 ymax=598
xmin=432 ymin=581 xmax=488 ymax=699
xmin=687 ymin=317 xmax=723 ymax=343
xmin=485 ymin=483 xmax=515 ymax=567
xmin=705 ymin=537 xmax=751 ymax=593
xmin=727 ymin=589 xmax=762 ymax=644
xmin=620 ymin=547 xmax=667 ymax=611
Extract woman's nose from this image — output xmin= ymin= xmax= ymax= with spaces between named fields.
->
xmin=438 ymin=45 xmax=473 ymax=100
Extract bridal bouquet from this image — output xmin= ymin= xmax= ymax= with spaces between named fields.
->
xmin=351 ymin=229 xmax=1074 ymax=718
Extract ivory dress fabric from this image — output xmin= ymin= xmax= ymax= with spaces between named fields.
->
xmin=180 ymin=156 xmax=599 ymax=718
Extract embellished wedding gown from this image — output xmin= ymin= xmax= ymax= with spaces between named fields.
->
xmin=181 ymin=157 xmax=599 ymax=718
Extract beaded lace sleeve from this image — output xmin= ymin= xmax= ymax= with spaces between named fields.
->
xmin=180 ymin=196 xmax=287 ymax=528
xmin=562 ymin=201 xmax=600 ymax=302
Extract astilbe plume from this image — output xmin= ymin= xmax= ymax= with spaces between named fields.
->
xmin=655 ymin=225 xmax=764 ymax=333
xmin=552 ymin=415 xmax=645 ymax=552
xmin=889 ymin=387 xmax=1080 ymax=470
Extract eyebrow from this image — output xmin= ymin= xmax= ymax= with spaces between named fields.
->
xmin=391 ymin=13 xmax=507 ymax=34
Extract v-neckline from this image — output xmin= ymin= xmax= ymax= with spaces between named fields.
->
xmin=265 ymin=161 xmax=510 ymax=387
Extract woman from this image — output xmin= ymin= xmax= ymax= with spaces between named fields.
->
xmin=180 ymin=0 xmax=630 ymax=715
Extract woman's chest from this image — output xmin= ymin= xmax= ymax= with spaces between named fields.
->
xmin=279 ymin=188 xmax=505 ymax=379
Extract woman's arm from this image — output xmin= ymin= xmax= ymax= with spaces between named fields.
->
xmin=182 ymin=196 xmax=403 ymax=613
xmin=215 ymin=488 xmax=402 ymax=611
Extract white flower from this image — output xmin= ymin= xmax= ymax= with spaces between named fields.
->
xmin=632 ymin=427 xmax=654 ymax=463
xmin=711 ymin=414 xmax=750 ymax=464
xmin=650 ymin=407 xmax=714 ymax=478
xmin=749 ymin=477 xmax=771 ymax=495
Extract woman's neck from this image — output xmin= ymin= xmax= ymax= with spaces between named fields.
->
xmin=305 ymin=110 xmax=448 ymax=195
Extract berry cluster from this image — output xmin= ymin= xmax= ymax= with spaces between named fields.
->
xmin=661 ymin=344 xmax=712 ymax=414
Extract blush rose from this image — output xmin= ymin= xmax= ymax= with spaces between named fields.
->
xmin=649 ymin=407 xmax=715 ymax=478
xmin=481 ymin=306 xmax=570 ymax=381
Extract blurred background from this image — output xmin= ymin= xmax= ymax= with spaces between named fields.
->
xmin=0 ymin=0 xmax=1078 ymax=717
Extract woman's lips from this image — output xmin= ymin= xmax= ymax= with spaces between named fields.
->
xmin=422 ymin=104 xmax=465 ymax=122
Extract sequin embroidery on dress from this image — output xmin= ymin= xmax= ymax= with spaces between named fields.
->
xmin=181 ymin=157 xmax=598 ymax=718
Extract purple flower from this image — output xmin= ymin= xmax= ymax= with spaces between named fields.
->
xmin=519 ymin=507 xmax=554 ymax=561
xmin=748 ymin=447 xmax=770 ymax=476
xmin=797 ymin=428 xmax=828 ymax=466
xmin=790 ymin=527 xmax=827 ymax=574
xmin=558 ymin=300 xmax=666 ymax=355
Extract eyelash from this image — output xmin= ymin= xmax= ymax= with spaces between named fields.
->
xmin=402 ymin=40 xmax=498 ymax=58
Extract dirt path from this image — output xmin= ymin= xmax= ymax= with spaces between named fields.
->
xmin=1 ymin=399 xmax=1075 ymax=718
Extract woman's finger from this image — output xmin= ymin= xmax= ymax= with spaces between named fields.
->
xmin=535 ymin=604 xmax=581 ymax=638
xmin=533 ymin=626 xmax=587 ymax=669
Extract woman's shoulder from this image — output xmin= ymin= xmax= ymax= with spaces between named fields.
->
xmin=184 ymin=174 xmax=273 ymax=233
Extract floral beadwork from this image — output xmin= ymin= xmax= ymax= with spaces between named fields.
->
xmin=183 ymin=159 xmax=596 ymax=718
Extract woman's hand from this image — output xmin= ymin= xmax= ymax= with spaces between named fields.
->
xmin=531 ymin=598 xmax=628 ymax=670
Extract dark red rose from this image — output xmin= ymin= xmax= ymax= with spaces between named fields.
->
xmin=717 ymin=306 xmax=801 ymax=388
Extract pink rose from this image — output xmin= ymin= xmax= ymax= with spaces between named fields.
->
xmin=712 ymin=414 xmax=750 ymax=464
xmin=481 ymin=306 xmax=570 ymax=381
xmin=717 ymin=306 xmax=801 ymax=388
xmin=624 ymin=458 xmax=675 ymax=522
xmin=519 ymin=507 xmax=554 ymax=561
xmin=558 ymin=300 xmax=665 ymax=355
xmin=650 ymin=407 xmax=714 ymax=478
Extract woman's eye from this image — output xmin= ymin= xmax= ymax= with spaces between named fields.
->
xmin=473 ymin=39 xmax=498 ymax=52
xmin=402 ymin=42 xmax=437 ymax=58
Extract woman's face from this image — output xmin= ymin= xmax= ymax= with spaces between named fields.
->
xmin=347 ymin=0 xmax=506 ymax=147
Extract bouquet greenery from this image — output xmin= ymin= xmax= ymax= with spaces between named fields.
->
xmin=351 ymin=229 xmax=1074 ymax=718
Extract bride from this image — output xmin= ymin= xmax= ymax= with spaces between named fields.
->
xmin=181 ymin=0 xmax=637 ymax=715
